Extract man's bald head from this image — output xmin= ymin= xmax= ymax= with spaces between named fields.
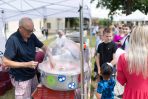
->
xmin=19 ymin=17 xmax=34 ymax=39
xmin=19 ymin=17 xmax=34 ymax=30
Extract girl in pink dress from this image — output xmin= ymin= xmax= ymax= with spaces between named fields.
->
xmin=117 ymin=26 xmax=148 ymax=99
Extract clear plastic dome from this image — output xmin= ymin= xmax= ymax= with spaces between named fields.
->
xmin=38 ymin=36 xmax=82 ymax=74
xmin=38 ymin=36 xmax=90 ymax=91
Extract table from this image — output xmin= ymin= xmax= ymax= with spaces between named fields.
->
xmin=32 ymin=85 xmax=75 ymax=99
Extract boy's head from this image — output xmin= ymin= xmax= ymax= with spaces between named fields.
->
xmin=103 ymin=28 xmax=113 ymax=43
xmin=123 ymin=25 xmax=131 ymax=35
xmin=101 ymin=62 xmax=113 ymax=79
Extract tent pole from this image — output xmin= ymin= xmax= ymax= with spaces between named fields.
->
xmin=79 ymin=0 xmax=85 ymax=99
xmin=43 ymin=17 xmax=47 ymax=28
xmin=1 ymin=10 xmax=7 ymax=40
xmin=89 ymin=16 xmax=92 ymax=49
xmin=43 ymin=6 xmax=47 ymax=30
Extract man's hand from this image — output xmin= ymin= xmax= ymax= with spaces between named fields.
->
xmin=3 ymin=56 xmax=39 ymax=68
xmin=28 ymin=61 xmax=38 ymax=68
xmin=49 ymin=60 xmax=55 ymax=69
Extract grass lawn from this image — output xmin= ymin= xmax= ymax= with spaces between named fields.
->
xmin=88 ymin=35 xmax=96 ymax=48
xmin=0 ymin=88 xmax=15 ymax=99
xmin=42 ymin=36 xmax=56 ymax=46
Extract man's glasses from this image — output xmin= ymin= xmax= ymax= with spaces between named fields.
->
xmin=22 ymin=26 xmax=35 ymax=33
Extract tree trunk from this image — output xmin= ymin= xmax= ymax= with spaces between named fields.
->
xmin=126 ymin=0 xmax=133 ymax=15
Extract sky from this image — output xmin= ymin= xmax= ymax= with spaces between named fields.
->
xmin=90 ymin=1 xmax=110 ymax=18
xmin=89 ymin=1 xmax=125 ymax=20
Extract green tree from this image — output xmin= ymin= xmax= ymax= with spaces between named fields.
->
xmin=91 ymin=0 xmax=148 ymax=15
xmin=65 ymin=18 xmax=79 ymax=30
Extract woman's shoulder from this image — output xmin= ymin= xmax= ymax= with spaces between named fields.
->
xmin=121 ymin=53 xmax=127 ymax=61
xmin=118 ymin=53 xmax=128 ymax=70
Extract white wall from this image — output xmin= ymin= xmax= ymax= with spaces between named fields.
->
xmin=46 ymin=18 xmax=65 ymax=33
xmin=6 ymin=18 xmax=65 ymax=38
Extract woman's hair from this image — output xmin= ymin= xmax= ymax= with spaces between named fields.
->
xmin=127 ymin=26 xmax=148 ymax=78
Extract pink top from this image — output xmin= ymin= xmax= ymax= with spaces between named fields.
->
xmin=113 ymin=34 xmax=124 ymax=47
xmin=117 ymin=54 xmax=148 ymax=99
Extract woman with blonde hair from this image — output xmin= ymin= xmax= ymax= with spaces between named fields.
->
xmin=117 ymin=26 xmax=148 ymax=99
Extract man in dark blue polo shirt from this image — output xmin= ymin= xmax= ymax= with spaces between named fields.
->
xmin=3 ymin=17 xmax=47 ymax=99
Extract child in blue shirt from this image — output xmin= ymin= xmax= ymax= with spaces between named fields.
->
xmin=96 ymin=62 xmax=116 ymax=99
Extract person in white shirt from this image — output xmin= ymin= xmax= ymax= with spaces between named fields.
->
xmin=120 ymin=26 xmax=131 ymax=51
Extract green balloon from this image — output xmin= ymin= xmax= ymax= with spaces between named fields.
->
xmin=46 ymin=75 xmax=57 ymax=86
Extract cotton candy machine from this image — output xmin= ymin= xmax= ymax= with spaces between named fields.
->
xmin=38 ymin=36 xmax=90 ymax=91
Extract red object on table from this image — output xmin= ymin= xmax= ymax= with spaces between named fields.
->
xmin=0 ymin=82 xmax=6 ymax=95
xmin=0 ymin=71 xmax=10 ymax=81
xmin=0 ymin=71 xmax=13 ymax=96
xmin=35 ymin=51 xmax=45 ymax=63
xmin=32 ymin=85 xmax=75 ymax=99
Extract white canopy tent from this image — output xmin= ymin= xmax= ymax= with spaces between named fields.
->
xmin=0 ymin=0 xmax=91 ymax=51
xmin=0 ymin=0 xmax=91 ymax=21
xmin=119 ymin=10 xmax=148 ymax=21
xmin=0 ymin=0 xmax=91 ymax=32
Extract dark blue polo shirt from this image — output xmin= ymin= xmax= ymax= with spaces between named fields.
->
xmin=4 ymin=30 xmax=43 ymax=81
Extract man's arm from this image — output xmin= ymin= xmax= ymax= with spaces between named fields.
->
xmin=41 ymin=45 xmax=55 ymax=68
xmin=95 ymin=53 xmax=101 ymax=75
xmin=2 ymin=57 xmax=38 ymax=68
xmin=41 ymin=45 xmax=47 ymax=53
